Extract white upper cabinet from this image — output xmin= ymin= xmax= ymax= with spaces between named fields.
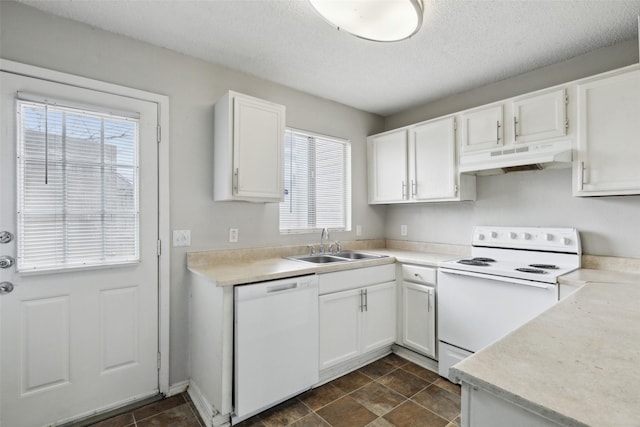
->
xmin=367 ymin=128 xmax=409 ymax=203
xmin=368 ymin=117 xmax=475 ymax=204
xmin=214 ymin=91 xmax=285 ymax=202
xmin=574 ymin=67 xmax=640 ymax=196
xmin=410 ymin=118 xmax=457 ymax=200
xmin=511 ymin=89 xmax=567 ymax=143
xmin=460 ymin=104 xmax=504 ymax=153
xmin=461 ymin=89 xmax=568 ymax=155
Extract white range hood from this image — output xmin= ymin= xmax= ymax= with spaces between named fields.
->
xmin=459 ymin=140 xmax=573 ymax=175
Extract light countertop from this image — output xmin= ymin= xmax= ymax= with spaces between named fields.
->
xmin=187 ymin=248 xmax=459 ymax=286
xmin=451 ymin=270 xmax=640 ymax=426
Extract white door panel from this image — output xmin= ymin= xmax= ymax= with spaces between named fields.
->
xmin=1 ymin=71 xmax=159 ymax=427
xmin=319 ymin=289 xmax=361 ymax=370
xmin=361 ymin=282 xmax=396 ymax=353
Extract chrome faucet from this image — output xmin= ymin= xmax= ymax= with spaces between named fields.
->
xmin=319 ymin=228 xmax=329 ymax=254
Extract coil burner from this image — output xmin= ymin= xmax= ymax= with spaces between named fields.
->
xmin=515 ymin=267 xmax=547 ymax=274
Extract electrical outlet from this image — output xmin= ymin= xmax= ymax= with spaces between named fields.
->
xmin=172 ymin=230 xmax=191 ymax=247
xmin=229 ymin=228 xmax=239 ymax=243
xmin=356 ymin=225 xmax=362 ymax=237
xmin=400 ymin=225 xmax=408 ymax=236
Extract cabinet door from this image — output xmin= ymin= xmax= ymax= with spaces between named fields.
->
xmin=232 ymin=94 xmax=285 ymax=200
xmin=402 ymin=282 xmax=436 ymax=358
xmin=512 ymin=89 xmax=567 ymax=143
xmin=367 ymin=129 xmax=408 ymax=203
xmin=460 ymin=104 xmax=503 ymax=153
xmin=575 ymin=69 xmax=640 ymax=196
xmin=410 ymin=117 xmax=457 ymax=200
xmin=319 ymin=289 xmax=361 ymax=370
xmin=361 ymin=282 xmax=396 ymax=354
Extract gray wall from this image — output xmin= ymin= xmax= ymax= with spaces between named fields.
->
xmin=384 ymin=38 xmax=640 ymax=259
xmin=385 ymin=168 xmax=640 ymax=258
xmin=0 ymin=1 xmax=386 ymax=385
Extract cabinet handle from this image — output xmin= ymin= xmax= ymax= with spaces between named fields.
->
xmin=580 ymin=161 xmax=586 ymax=190
xmin=427 ymin=289 xmax=431 ymax=312
xmin=233 ymin=168 xmax=239 ymax=194
xmin=411 ymin=180 xmax=417 ymax=198
xmin=359 ymin=289 xmax=363 ymax=312
xmin=401 ymin=181 xmax=406 ymax=200
xmin=496 ymin=120 xmax=501 ymax=144
xmin=364 ymin=289 xmax=368 ymax=312
xmin=513 ymin=116 xmax=518 ymax=141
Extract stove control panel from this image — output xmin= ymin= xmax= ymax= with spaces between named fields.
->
xmin=473 ymin=226 xmax=581 ymax=254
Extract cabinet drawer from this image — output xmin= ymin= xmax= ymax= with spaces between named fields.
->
xmin=318 ymin=264 xmax=396 ymax=295
xmin=401 ymin=264 xmax=436 ymax=284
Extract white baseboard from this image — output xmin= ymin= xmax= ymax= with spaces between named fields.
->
xmin=392 ymin=344 xmax=439 ymax=373
xmin=318 ymin=346 xmax=392 ymax=385
xmin=188 ymin=379 xmax=231 ymax=427
xmin=167 ymin=380 xmax=189 ymax=397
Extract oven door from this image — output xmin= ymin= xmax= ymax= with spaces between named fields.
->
xmin=437 ymin=268 xmax=557 ymax=353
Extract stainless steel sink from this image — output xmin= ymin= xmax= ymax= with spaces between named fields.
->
xmin=287 ymin=254 xmax=349 ymax=264
xmin=286 ymin=251 xmax=388 ymax=264
xmin=333 ymin=251 xmax=387 ymax=260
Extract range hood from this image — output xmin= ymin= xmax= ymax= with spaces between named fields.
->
xmin=458 ymin=140 xmax=573 ymax=175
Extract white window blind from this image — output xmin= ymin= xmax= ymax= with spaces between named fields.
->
xmin=280 ymin=128 xmax=351 ymax=233
xmin=16 ymin=99 xmax=139 ymax=271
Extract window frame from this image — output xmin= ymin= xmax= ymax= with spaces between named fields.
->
xmin=279 ymin=127 xmax=351 ymax=234
xmin=15 ymin=97 xmax=141 ymax=272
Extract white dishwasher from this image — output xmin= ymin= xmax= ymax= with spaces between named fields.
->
xmin=233 ymin=275 xmax=319 ymax=424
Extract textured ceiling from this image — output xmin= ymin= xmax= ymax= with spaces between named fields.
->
xmin=16 ymin=0 xmax=640 ymax=116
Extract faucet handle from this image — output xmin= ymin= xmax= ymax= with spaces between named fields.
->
xmin=335 ymin=241 xmax=341 ymax=253
xmin=307 ymin=245 xmax=316 ymax=255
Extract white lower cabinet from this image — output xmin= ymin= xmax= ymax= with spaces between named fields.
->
xmin=460 ymin=383 xmax=563 ymax=427
xmin=319 ymin=288 xmax=361 ymax=369
xmin=361 ymin=282 xmax=397 ymax=353
xmin=399 ymin=264 xmax=437 ymax=359
xmin=402 ymin=281 xmax=436 ymax=358
xmin=318 ymin=265 xmax=396 ymax=371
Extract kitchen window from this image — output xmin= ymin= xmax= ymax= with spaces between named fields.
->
xmin=16 ymin=98 xmax=139 ymax=271
xmin=279 ymin=128 xmax=351 ymax=233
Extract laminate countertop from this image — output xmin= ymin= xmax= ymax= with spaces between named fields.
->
xmin=451 ymin=268 xmax=640 ymax=427
xmin=187 ymin=248 xmax=459 ymax=286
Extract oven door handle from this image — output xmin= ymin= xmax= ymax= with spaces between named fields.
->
xmin=439 ymin=268 xmax=554 ymax=289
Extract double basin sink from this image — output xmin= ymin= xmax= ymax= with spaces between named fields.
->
xmin=286 ymin=251 xmax=388 ymax=264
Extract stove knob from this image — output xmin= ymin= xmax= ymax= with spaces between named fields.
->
xmin=562 ymin=237 xmax=571 ymax=245
xmin=509 ymin=232 xmax=517 ymax=239
xmin=523 ymin=233 xmax=531 ymax=240
xmin=490 ymin=231 xmax=498 ymax=238
xmin=543 ymin=233 xmax=553 ymax=241
xmin=477 ymin=233 xmax=485 ymax=241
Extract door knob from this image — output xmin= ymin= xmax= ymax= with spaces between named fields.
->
xmin=0 ymin=256 xmax=15 ymax=269
xmin=0 ymin=282 xmax=14 ymax=295
xmin=0 ymin=231 xmax=14 ymax=244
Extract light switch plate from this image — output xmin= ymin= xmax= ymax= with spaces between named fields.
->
xmin=229 ymin=228 xmax=239 ymax=243
xmin=400 ymin=225 xmax=408 ymax=236
xmin=356 ymin=225 xmax=362 ymax=237
xmin=173 ymin=230 xmax=191 ymax=247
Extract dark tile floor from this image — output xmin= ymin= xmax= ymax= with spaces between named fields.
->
xmin=89 ymin=393 xmax=204 ymax=427
xmin=91 ymin=354 xmax=460 ymax=427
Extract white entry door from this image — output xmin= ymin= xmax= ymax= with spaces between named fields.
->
xmin=0 ymin=71 xmax=160 ymax=427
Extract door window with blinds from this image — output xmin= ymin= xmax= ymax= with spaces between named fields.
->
xmin=280 ymin=128 xmax=351 ymax=233
xmin=16 ymin=97 xmax=139 ymax=271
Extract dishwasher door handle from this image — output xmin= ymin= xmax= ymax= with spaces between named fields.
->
xmin=267 ymin=282 xmax=298 ymax=293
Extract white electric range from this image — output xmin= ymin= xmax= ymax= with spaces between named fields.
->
xmin=437 ymin=226 xmax=581 ymax=382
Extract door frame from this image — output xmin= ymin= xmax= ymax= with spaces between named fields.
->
xmin=0 ymin=59 xmax=171 ymax=396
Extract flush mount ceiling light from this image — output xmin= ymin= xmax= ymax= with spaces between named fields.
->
xmin=308 ymin=0 xmax=424 ymax=42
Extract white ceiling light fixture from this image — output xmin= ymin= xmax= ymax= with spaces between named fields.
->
xmin=308 ymin=0 xmax=424 ymax=42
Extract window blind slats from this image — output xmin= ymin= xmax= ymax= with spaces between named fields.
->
xmin=17 ymin=100 xmax=140 ymax=271
xmin=280 ymin=129 xmax=351 ymax=233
